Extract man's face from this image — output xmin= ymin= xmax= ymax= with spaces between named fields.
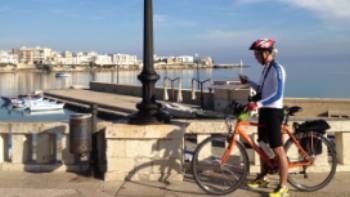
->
xmin=254 ymin=50 xmax=269 ymax=65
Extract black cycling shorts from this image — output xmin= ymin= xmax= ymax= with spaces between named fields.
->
xmin=258 ymin=108 xmax=284 ymax=148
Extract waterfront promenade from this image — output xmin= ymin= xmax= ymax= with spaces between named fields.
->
xmin=0 ymin=171 xmax=349 ymax=197
xmin=45 ymin=89 xmax=141 ymax=117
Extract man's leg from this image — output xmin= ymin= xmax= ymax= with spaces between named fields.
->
xmin=247 ymin=109 xmax=270 ymax=188
xmin=269 ymin=146 xmax=289 ymax=197
xmin=267 ymin=109 xmax=289 ymax=196
xmin=257 ymin=109 xmax=269 ymax=179
xmin=273 ymin=146 xmax=288 ymax=186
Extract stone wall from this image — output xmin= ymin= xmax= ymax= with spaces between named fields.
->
xmin=1 ymin=119 xmax=350 ymax=182
xmin=101 ymin=121 xmax=186 ymax=183
xmin=0 ymin=122 xmax=79 ymax=172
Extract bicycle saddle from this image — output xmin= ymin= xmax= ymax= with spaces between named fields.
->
xmin=286 ymin=106 xmax=302 ymax=116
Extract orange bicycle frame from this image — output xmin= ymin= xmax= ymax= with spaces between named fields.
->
xmin=220 ymin=120 xmax=314 ymax=169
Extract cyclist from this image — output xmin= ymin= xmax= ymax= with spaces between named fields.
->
xmin=239 ymin=38 xmax=288 ymax=197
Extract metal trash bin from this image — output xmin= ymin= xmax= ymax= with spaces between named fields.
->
xmin=69 ymin=113 xmax=92 ymax=156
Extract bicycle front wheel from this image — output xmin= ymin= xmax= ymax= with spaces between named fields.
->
xmin=192 ymin=135 xmax=250 ymax=195
xmin=284 ymin=132 xmax=337 ymax=192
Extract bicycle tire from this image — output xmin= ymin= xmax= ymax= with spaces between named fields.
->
xmin=284 ymin=132 xmax=337 ymax=192
xmin=192 ymin=135 xmax=250 ymax=195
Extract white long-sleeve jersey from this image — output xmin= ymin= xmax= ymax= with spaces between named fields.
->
xmin=248 ymin=60 xmax=286 ymax=109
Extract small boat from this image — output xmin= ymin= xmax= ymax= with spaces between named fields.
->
xmin=55 ymin=72 xmax=71 ymax=78
xmin=2 ymin=92 xmax=65 ymax=112
xmin=2 ymin=91 xmax=43 ymax=106
xmin=11 ymin=97 xmax=44 ymax=108
xmin=27 ymin=100 xmax=65 ymax=112
xmin=25 ymin=109 xmax=65 ymax=116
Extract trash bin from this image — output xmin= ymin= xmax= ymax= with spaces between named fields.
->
xmin=69 ymin=113 xmax=92 ymax=156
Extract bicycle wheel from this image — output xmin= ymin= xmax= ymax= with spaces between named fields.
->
xmin=284 ymin=132 xmax=337 ymax=192
xmin=192 ymin=135 xmax=250 ymax=195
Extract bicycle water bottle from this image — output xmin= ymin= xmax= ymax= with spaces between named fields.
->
xmin=259 ymin=141 xmax=275 ymax=159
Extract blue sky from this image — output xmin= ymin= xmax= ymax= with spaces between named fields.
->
xmin=0 ymin=0 xmax=349 ymax=64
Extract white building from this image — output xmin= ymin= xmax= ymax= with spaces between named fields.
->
xmin=46 ymin=51 xmax=62 ymax=64
xmin=60 ymin=51 xmax=74 ymax=65
xmin=12 ymin=47 xmax=33 ymax=64
xmin=112 ymin=53 xmax=138 ymax=65
xmin=86 ymin=51 xmax=98 ymax=58
xmin=12 ymin=46 xmax=53 ymax=64
xmin=0 ymin=51 xmax=18 ymax=64
xmin=93 ymin=54 xmax=112 ymax=65
xmin=33 ymin=47 xmax=52 ymax=64
xmin=176 ymin=56 xmax=194 ymax=64
xmin=75 ymin=52 xmax=93 ymax=65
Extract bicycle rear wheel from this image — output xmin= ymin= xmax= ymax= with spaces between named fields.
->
xmin=192 ymin=135 xmax=249 ymax=195
xmin=284 ymin=132 xmax=337 ymax=192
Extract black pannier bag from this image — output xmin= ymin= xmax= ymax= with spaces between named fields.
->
xmin=294 ymin=120 xmax=330 ymax=155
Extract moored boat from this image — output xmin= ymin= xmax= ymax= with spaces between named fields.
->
xmin=55 ymin=72 xmax=71 ymax=78
xmin=28 ymin=101 xmax=65 ymax=112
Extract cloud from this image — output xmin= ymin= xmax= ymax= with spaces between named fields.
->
xmin=237 ymin=0 xmax=350 ymax=19
xmin=282 ymin=0 xmax=350 ymax=18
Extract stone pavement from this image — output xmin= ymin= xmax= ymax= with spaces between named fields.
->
xmin=0 ymin=172 xmax=349 ymax=197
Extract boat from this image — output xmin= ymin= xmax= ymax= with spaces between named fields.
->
xmin=11 ymin=97 xmax=44 ymax=108
xmin=2 ymin=90 xmax=44 ymax=106
xmin=55 ymin=72 xmax=71 ymax=78
xmin=25 ymin=109 xmax=65 ymax=115
xmin=27 ymin=100 xmax=65 ymax=112
xmin=2 ymin=92 xmax=65 ymax=112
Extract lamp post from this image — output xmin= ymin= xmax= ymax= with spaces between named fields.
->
xmin=129 ymin=0 xmax=168 ymax=124
xmin=194 ymin=53 xmax=200 ymax=89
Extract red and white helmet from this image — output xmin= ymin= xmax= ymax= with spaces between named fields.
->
xmin=249 ymin=38 xmax=275 ymax=52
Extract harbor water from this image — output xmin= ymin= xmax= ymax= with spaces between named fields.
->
xmin=1 ymin=62 xmax=350 ymax=98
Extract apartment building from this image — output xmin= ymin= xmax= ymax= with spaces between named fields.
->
xmin=175 ymin=56 xmax=194 ymax=64
xmin=12 ymin=47 xmax=33 ymax=64
xmin=93 ymin=54 xmax=112 ymax=65
xmin=111 ymin=53 xmax=138 ymax=65
xmin=0 ymin=51 xmax=18 ymax=64
xmin=12 ymin=47 xmax=52 ymax=64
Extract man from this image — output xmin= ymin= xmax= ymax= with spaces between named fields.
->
xmin=240 ymin=38 xmax=288 ymax=197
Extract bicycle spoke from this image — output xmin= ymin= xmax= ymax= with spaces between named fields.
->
xmin=192 ymin=136 xmax=249 ymax=195
xmin=285 ymin=132 xmax=337 ymax=192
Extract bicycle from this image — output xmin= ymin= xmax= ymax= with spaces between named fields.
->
xmin=191 ymin=102 xmax=337 ymax=195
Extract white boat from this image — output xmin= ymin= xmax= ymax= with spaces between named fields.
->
xmin=11 ymin=97 xmax=44 ymax=108
xmin=25 ymin=109 xmax=65 ymax=116
xmin=28 ymin=100 xmax=65 ymax=112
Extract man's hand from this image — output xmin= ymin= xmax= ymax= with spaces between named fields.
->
xmin=246 ymin=102 xmax=257 ymax=111
xmin=239 ymin=75 xmax=248 ymax=84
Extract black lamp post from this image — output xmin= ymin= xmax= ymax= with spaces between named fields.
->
xmin=129 ymin=0 xmax=168 ymax=124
